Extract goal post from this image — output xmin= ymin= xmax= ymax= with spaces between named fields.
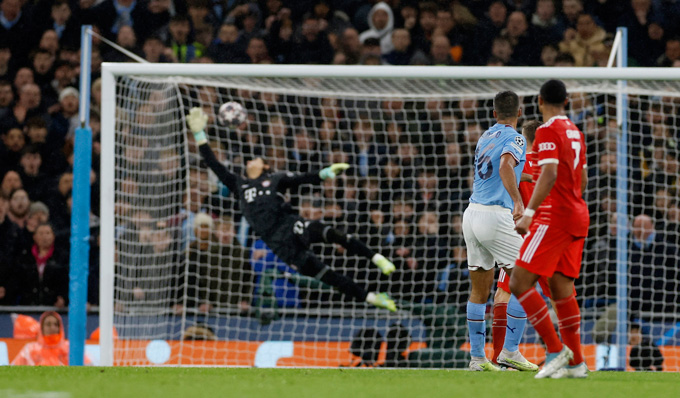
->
xmin=100 ymin=63 xmax=680 ymax=369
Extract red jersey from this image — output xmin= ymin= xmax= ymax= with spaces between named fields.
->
xmin=532 ymin=116 xmax=589 ymax=237
xmin=519 ymin=152 xmax=537 ymax=206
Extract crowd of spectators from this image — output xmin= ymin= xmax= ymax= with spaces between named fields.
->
xmin=0 ymin=0 xmax=679 ymax=334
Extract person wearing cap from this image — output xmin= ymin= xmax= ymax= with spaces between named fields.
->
xmin=48 ymin=86 xmax=78 ymax=146
xmin=20 ymin=200 xmax=50 ymax=252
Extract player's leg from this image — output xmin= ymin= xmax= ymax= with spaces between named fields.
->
xmin=491 ymin=275 xmax=509 ymax=364
xmin=484 ymin=214 xmax=537 ymax=371
xmin=305 ymin=220 xmax=395 ymax=275
xmin=511 ymin=225 xmax=575 ymax=378
xmin=497 ymin=291 xmax=538 ymax=371
xmin=462 ymin=207 xmax=500 ymax=371
xmin=298 ymin=252 xmax=396 ymax=312
xmin=549 ymin=273 xmax=588 ymax=379
xmin=468 ymin=268 xmax=498 ymax=370
xmin=549 ymin=237 xmax=588 ymax=378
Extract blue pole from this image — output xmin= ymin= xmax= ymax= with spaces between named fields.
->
xmin=615 ymin=27 xmax=629 ymax=370
xmin=68 ymin=25 xmax=93 ymax=366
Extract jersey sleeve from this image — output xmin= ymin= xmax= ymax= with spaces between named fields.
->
xmin=501 ymin=134 xmax=525 ymax=164
xmin=534 ymin=126 xmax=560 ymax=166
xmin=198 ymin=143 xmax=239 ymax=193
xmin=277 ymin=171 xmax=322 ymax=190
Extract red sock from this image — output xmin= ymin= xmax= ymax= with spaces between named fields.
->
xmin=517 ymin=288 xmax=563 ymax=354
xmin=554 ymin=295 xmax=584 ymax=366
xmin=492 ymin=303 xmax=508 ymax=363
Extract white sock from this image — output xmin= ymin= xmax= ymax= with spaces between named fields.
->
xmin=366 ymin=292 xmax=377 ymax=304
xmin=371 ymin=254 xmax=385 ymax=265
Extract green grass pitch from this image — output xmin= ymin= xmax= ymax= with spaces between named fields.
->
xmin=1 ymin=368 xmax=678 ymax=398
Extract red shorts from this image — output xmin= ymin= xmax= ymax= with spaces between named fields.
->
xmin=516 ymin=223 xmax=585 ymax=279
xmin=497 ymin=269 xmax=553 ymax=298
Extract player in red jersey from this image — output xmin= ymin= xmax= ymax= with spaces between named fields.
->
xmin=494 ymin=120 xmax=572 ymax=366
xmin=510 ymin=80 xmax=590 ymax=379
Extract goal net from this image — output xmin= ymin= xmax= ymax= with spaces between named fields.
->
xmin=100 ymin=65 xmax=680 ymax=370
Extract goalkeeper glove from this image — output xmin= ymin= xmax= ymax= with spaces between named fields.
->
xmin=319 ymin=163 xmax=350 ymax=180
xmin=187 ymin=107 xmax=209 ymax=145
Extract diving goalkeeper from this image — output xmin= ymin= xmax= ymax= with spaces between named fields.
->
xmin=187 ymin=108 xmax=397 ymax=312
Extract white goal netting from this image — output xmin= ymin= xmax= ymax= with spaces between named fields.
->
xmin=105 ymin=70 xmax=680 ymax=370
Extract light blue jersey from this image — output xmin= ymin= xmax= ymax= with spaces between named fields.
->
xmin=469 ymin=123 xmax=526 ymax=210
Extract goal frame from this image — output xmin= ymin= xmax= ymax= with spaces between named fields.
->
xmin=100 ymin=63 xmax=680 ymax=367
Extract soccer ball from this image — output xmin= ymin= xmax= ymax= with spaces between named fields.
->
xmin=217 ymin=101 xmax=247 ymax=127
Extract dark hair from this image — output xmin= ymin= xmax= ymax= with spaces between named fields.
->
xmin=52 ymin=59 xmax=73 ymax=70
xmin=31 ymin=48 xmax=53 ymax=61
xmin=144 ymin=34 xmax=164 ymax=45
xmin=21 ymin=144 xmax=41 ymax=157
xmin=521 ymin=120 xmax=541 ymax=144
xmin=554 ymin=52 xmax=575 ymax=65
xmin=187 ymin=0 xmax=210 ymax=9
xmin=540 ymin=79 xmax=568 ymax=106
xmin=494 ymin=90 xmax=520 ymax=119
xmin=363 ymin=37 xmax=381 ymax=47
xmin=419 ymin=1 xmax=437 ymax=15
xmin=576 ymin=12 xmax=594 ymax=23
xmin=170 ymin=14 xmax=190 ymax=24
xmin=26 ymin=116 xmax=48 ymax=130
xmin=34 ymin=222 xmax=55 ymax=235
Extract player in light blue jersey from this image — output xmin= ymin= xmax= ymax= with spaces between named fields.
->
xmin=469 ymin=124 xmax=526 ymax=208
xmin=462 ymin=91 xmax=538 ymax=372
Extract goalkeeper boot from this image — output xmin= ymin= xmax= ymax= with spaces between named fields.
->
xmin=497 ymin=348 xmax=539 ymax=371
xmin=372 ymin=254 xmax=396 ymax=275
xmin=535 ymin=346 xmax=573 ymax=379
xmin=550 ymin=362 xmax=589 ymax=379
xmin=469 ymin=357 xmax=501 ymax=372
xmin=368 ymin=292 xmax=397 ymax=312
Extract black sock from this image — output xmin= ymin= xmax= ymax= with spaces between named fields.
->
xmin=323 ymin=226 xmax=376 ymax=259
xmin=318 ymin=267 xmax=368 ymax=302
xmin=300 ymin=255 xmax=368 ymax=301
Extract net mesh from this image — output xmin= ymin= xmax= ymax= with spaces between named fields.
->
xmin=109 ymin=74 xmax=680 ymax=370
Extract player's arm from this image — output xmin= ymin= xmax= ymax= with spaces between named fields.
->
xmin=581 ymin=167 xmax=587 ymax=194
xmin=187 ymin=107 xmax=239 ymax=193
xmin=520 ymin=173 xmax=533 ymax=183
xmin=499 ymin=153 xmax=524 ymax=221
xmin=278 ymin=163 xmax=350 ymax=190
xmin=515 ymin=163 xmax=557 ymax=235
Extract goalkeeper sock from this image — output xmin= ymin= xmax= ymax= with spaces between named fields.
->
xmin=491 ymin=303 xmax=507 ymax=363
xmin=317 ymin=266 xmax=368 ymax=302
xmin=504 ymin=294 xmax=527 ymax=353
xmin=324 ymin=227 xmax=375 ymax=259
xmin=517 ymin=288 xmax=563 ymax=354
xmin=467 ymin=301 xmax=487 ymax=358
xmin=555 ymin=295 xmax=584 ymax=366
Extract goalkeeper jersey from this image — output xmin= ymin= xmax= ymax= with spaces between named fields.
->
xmin=198 ymin=144 xmax=322 ymax=236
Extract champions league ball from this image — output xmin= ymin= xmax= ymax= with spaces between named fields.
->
xmin=218 ymin=101 xmax=247 ymax=127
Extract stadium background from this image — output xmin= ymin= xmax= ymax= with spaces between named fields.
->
xmin=1 ymin=0 xmax=679 ymax=370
